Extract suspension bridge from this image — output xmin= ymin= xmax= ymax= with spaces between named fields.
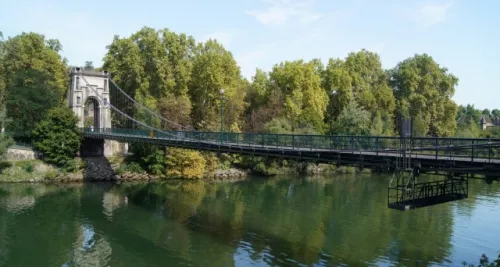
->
xmin=70 ymin=68 xmax=500 ymax=210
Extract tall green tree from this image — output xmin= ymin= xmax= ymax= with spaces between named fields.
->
xmin=492 ymin=109 xmax=500 ymax=119
xmin=389 ymin=54 xmax=458 ymax=136
xmin=5 ymin=70 xmax=61 ymax=137
xmin=32 ymin=107 xmax=81 ymax=169
xmin=482 ymin=108 xmax=491 ymax=117
xmin=2 ymin=32 xmax=68 ymax=137
xmin=343 ymin=50 xmax=395 ymax=119
xmin=189 ymin=39 xmax=244 ymax=131
xmin=103 ymin=27 xmax=197 ymax=129
xmin=322 ymin=51 xmax=394 ymax=134
xmin=322 ymin=58 xmax=352 ymax=127
xmin=84 ymin=61 xmax=94 ymax=70
xmin=268 ymin=59 xmax=328 ymax=132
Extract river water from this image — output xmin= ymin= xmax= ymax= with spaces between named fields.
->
xmin=0 ymin=174 xmax=499 ymax=266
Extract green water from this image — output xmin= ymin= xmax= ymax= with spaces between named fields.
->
xmin=0 ymin=174 xmax=499 ymax=266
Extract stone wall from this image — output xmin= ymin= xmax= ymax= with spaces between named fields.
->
xmin=6 ymin=148 xmax=36 ymax=161
xmin=104 ymin=140 xmax=128 ymax=157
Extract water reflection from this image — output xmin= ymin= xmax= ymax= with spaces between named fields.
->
xmin=1 ymin=175 xmax=500 ymax=266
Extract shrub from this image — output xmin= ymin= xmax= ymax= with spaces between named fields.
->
xmin=32 ymin=107 xmax=81 ymax=169
xmin=125 ymin=162 xmax=145 ymax=173
xmin=23 ymin=162 xmax=34 ymax=173
xmin=165 ymin=148 xmax=206 ymax=179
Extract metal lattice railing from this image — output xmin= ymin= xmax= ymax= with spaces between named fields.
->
xmin=81 ymin=127 xmax=500 ymax=162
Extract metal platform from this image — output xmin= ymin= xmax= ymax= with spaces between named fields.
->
xmin=388 ymin=178 xmax=468 ymax=210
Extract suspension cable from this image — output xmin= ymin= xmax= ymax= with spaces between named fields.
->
xmin=79 ymin=76 xmax=184 ymax=140
xmin=108 ymin=79 xmax=193 ymax=131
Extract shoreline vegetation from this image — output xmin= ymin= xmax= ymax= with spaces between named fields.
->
xmin=0 ymin=153 xmax=370 ymax=183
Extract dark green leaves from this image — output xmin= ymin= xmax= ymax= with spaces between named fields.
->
xmin=32 ymin=107 xmax=81 ymax=169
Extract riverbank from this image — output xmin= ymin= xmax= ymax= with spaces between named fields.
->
xmin=0 ymin=156 xmax=370 ymax=183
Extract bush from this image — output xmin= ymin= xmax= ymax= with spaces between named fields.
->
xmin=44 ymin=170 xmax=58 ymax=180
xmin=129 ymin=143 xmax=165 ymax=174
xmin=0 ymin=161 xmax=12 ymax=173
xmin=63 ymin=159 xmax=79 ymax=173
xmin=125 ymin=162 xmax=145 ymax=174
xmin=203 ymin=152 xmax=219 ymax=175
xmin=32 ymin=107 xmax=81 ymax=169
xmin=165 ymin=148 xmax=206 ymax=179
xmin=23 ymin=162 xmax=34 ymax=173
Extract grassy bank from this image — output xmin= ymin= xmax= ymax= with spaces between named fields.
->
xmin=0 ymin=159 xmax=83 ymax=183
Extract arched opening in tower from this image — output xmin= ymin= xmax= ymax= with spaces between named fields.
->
xmin=84 ymin=97 xmax=100 ymax=129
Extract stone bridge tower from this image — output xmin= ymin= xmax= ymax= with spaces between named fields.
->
xmin=68 ymin=67 xmax=125 ymax=157
xmin=68 ymin=67 xmax=111 ymax=129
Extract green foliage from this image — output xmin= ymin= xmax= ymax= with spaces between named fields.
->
xmin=128 ymin=143 xmax=165 ymax=174
xmin=2 ymin=32 xmax=67 ymax=137
xmin=269 ymin=59 xmax=328 ymax=132
xmin=32 ymin=107 xmax=81 ymax=169
xmin=84 ymin=61 xmax=94 ymax=70
xmin=492 ymin=109 xmax=500 ymax=119
xmin=62 ymin=158 xmax=79 ymax=173
xmin=157 ymin=94 xmax=192 ymax=130
xmin=264 ymin=117 xmax=293 ymax=134
xmin=124 ymin=162 xmax=145 ymax=174
xmin=332 ymin=101 xmax=371 ymax=135
xmin=0 ymin=134 xmax=14 ymax=158
xmin=344 ymin=50 xmax=395 ymax=118
xmin=84 ymin=116 xmax=94 ymax=128
xmin=23 ymin=162 xmax=34 ymax=173
xmin=390 ymin=53 xmax=458 ymax=137
xmin=5 ymin=70 xmax=62 ymax=137
xmin=189 ymin=39 xmax=244 ymax=131
xmin=0 ymin=161 xmax=12 ymax=173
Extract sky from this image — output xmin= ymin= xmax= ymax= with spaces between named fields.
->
xmin=1 ymin=0 xmax=499 ymax=109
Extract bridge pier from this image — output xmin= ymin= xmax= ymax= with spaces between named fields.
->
xmin=80 ymin=138 xmax=104 ymax=157
xmin=80 ymin=138 xmax=128 ymax=157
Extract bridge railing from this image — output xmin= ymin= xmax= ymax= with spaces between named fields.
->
xmin=81 ymin=128 xmax=500 ymax=161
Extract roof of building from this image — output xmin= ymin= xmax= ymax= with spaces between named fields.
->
xmin=481 ymin=115 xmax=500 ymax=125
xmin=69 ymin=67 xmax=109 ymax=78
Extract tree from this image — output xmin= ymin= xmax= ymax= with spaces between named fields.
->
xmin=245 ymin=68 xmax=269 ymax=110
xmin=3 ymin=32 xmax=67 ymax=99
xmin=389 ymin=54 xmax=458 ymax=136
xmin=457 ymin=104 xmax=482 ymax=125
xmin=244 ymin=88 xmax=285 ymax=133
xmin=482 ymin=108 xmax=491 ymax=117
xmin=5 ymin=70 xmax=61 ymax=137
xmin=128 ymin=143 xmax=165 ymax=175
xmin=264 ymin=117 xmax=293 ymax=134
xmin=0 ymin=105 xmax=14 ymax=159
xmin=103 ymin=27 xmax=197 ymax=127
xmin=332 ymin=101 xmax=371 ymax=135
xmin=0 ymin=134 xmax=14 ymax=159
xmin=268 ymin=59 xmax=328 ymax=132
xmin=84 ymin=61 xmax=94 ymax=70
xmin=2 ymin=32 xmax=68 ymax=137
xmin=492 ymin=109 xmax=500 ymax=119
xmin=46 ymin=39 xmax=62 ymax=52
xmin=343 ymin=50 xmax=395 ymax=119
xmin=32 ymin=107 xmax=81 ymax=169
xmin=189 ymin=39 xmax=244 ymax=131
xmin=157 ymin=94 xmax=192 ymax=130
xmin=322 ymin=58 xmax=352 ymax=125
